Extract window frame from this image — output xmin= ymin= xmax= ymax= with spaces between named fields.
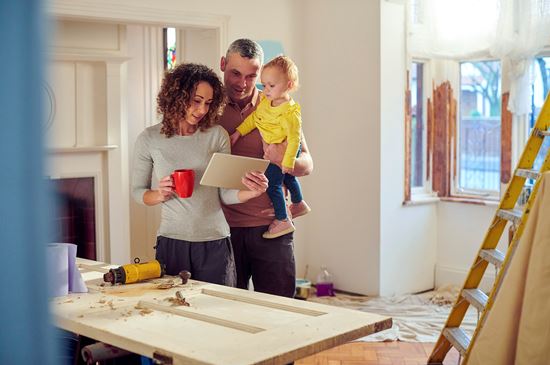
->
xmin=405 ymin=58 xmax=436 ymax=203
xmin=522 ymin=52 xmax=550 ymax=171
xmin=410 ymin=59 xmax=431 ymax=196
xmin=452 ymin=58 xmax=503 ymax=200
xmin=163 ymin=27 xmax=177 ymax=70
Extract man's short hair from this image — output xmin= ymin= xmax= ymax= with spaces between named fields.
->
xmin=226 ymin=39 xmax=264 ymax=64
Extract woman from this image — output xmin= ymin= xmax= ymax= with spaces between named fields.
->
xmin=131 ymin=63 xmax=267 ymax=286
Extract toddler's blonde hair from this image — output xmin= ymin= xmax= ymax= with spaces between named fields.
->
xmin=263 ymin=55 xmax=300 ymax=92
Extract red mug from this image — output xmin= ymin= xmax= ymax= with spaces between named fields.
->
xmin=171 ymin=169 xmax=195 ymax=198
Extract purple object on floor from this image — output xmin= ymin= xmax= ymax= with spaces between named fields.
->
xmin=316 ymin=282 xmax=334 ymax=297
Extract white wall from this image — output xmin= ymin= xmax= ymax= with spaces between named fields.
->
xmin=296 ymin=0 xmax=382 ymax=295
xmin=295 ymin=0 xmax=437 ymax=296
xmin=379 ymin=1 xmax=438 ymax=296
xmin=436 ymin=201 xmax=511 ymax=292
xmin=181 ymin=28 xmax=219 ymax=72
xmin=126 ymin=25 xmax=163 ymax=262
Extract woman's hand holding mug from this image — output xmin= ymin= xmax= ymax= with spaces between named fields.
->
xmin=157 ymin=175 xmax=175 ymax=202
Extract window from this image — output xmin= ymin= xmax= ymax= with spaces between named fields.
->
xmin=457 ymin=60 xmax=501 ymax=196
xmin=163 ymin=27 xmax=177 ymax=70
xmin=405 ymin=61 xmax=430 ymax=202
xmin=530 ymin=56 xmax=550 ymax=170
xmin=410 ymin=0 xmax=424 ymax=25
xmin=410 ymin=62 xmax=425 ymax=189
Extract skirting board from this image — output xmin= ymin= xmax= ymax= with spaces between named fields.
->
xmin=435 ymin=264 xmax=496 ymax=293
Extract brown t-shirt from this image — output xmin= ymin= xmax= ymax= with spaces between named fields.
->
xmin=218 ymin=88 xmax=274 ymax=227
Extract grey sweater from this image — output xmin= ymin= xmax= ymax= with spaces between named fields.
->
xmin=131 ymin=123 xmax=240 ymax=242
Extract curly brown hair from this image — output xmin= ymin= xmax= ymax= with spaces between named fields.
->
xmin=157 ymin=63 xmax=226 ymax=138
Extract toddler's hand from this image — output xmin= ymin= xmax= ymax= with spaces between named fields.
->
xmin=282 ymin=166 xmax=294 ymax=174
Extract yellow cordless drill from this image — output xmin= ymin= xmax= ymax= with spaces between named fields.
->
xmin=103 ymin=258 xmax=165 ymax=285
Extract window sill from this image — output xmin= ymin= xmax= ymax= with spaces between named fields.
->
xmin=403 ymin=194 xmax=501 ymax=207
xmin=440 ymin=196 xmax=499 ymax=207
xmin=403 ymin=194 xmax=440 ymax=206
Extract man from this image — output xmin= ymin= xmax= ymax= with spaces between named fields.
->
xmin=218 ymin=39 xmax=314 ymax=298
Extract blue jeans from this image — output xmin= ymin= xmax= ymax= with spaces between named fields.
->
xmin=265 ymin=163 xmax=303 ymax=221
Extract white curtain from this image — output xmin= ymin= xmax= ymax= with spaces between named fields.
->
xmin=409 ymin=0 xmax=499 ymax=58
xmin=491 ymin=0 xmax=550 ymax=114
xmin=409 ymin=0 xmax=550 ymax=115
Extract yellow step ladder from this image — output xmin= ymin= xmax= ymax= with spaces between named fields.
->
xmin=427 ymin=93 xmax=550 ymax=364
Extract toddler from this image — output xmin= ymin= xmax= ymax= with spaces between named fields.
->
xmin=231 ymin=55 xmax=310 ymax=239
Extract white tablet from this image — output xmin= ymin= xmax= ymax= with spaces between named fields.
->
xmin=200 ymin=153 xmax=270 ymax=190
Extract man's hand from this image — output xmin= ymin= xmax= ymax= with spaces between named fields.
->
xmin=263 ymin=141 xmax=286 ymax=167
xmin=282 ymin=166 xmax=293 ymax=174
xmin=264 ymin=135 xmax=313 ymax=177
xmin=261 ymin=202 xmax=291 ymax=218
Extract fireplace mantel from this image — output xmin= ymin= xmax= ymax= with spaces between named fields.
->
xmin=45 ymin=21 xmax=130 ymax=264
xmin=48 ymin=145 xmax=118 ymax=154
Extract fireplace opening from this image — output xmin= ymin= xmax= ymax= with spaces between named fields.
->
xmin=50 ymin=177 xmax=96 ymax=260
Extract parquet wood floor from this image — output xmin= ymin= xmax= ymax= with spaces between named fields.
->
xmin=296 ymin=341 xmax=461 ymax=365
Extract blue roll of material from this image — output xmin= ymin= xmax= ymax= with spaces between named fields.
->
xmin=47 ymin=244 xmax=69 ymax=297
xmin=46 ymin=243 xmax=88 ymax=297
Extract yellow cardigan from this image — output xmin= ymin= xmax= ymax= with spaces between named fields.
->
xmin=236 ymin=96 xmax=302 ymax=169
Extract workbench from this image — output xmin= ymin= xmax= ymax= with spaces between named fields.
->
xmin=51 ymin=258 xmax=392 ymax=365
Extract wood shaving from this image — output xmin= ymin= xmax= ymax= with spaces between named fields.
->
xmin=156 ymin=280 xmax=175 ymax=289
xmin=165 ymin=297 xmax=190 ymax=306
xmin=165 ymin=291 xmax=190 ymax=307
xmin=139 ymin=308 xmax=153 ymax=316
xmin=134 ymin=304 xmax=154 ymax=315
xmin=120 ymin=310 xmax=133 ymax=318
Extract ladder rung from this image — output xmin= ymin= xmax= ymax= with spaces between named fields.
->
xmin=516 ymin=168 xmax=541 ymax=180
xmin=462 ymin=288 xmax=488 ymax=312
xmin=496 ymin=208 xmax=523 ymax=224
xmin=536 ymin=129 xmax=550 ymax=137
xmin=479 ymin=249 xmax=505 ymax=268
xmin=443 ymin=327 xmax=470 ymax=356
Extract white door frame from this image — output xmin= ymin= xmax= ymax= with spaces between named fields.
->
xmin=48 ymin=0 xmax=228 ymax=57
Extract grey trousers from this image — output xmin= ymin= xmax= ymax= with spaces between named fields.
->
xmin=230 ymin=226 xmax=296 ymax=298
xmin=155 ymin=236 xmax=236 ymax=287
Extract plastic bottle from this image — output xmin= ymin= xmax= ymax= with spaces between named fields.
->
xmin=316 ymin=266 xmax=334 ymax=297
